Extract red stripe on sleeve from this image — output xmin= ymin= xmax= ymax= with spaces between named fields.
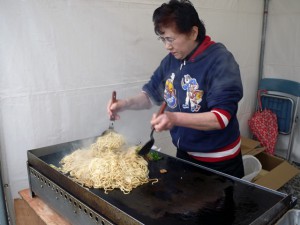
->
xmin=213 ymin=108 xmax=231 ymax=120
xmin=212 ymin=111 xmax=225 ymax=129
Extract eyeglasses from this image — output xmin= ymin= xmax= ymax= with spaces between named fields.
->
xmin=157 ymin=36 xmax=176 ymax=45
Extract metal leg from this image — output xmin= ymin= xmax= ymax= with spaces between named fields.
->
xmin=286 ymin=97 xmax=299 ymax=162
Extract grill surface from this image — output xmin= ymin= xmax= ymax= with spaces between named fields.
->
xmin=27 ymin=136 xmax=296 ymax=225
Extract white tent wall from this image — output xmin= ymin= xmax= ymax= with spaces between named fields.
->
xmin=263 ymin=0 xmax=300 ymax=163
xmin=0 ymin=0 xmax=263 ymax=222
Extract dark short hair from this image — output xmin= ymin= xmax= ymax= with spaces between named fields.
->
xmin=153 ymin=0 xmax=206 ymax=43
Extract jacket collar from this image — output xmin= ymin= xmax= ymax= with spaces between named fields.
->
xmin=188 ymin=35 xmax=215 ymax=62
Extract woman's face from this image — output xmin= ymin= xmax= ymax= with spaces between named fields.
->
xmin=158 ymin=26 xmax=199 ymax=60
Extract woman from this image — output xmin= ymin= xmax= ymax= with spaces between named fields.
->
xmin=107 ymin=0 xmax=244 ymax=178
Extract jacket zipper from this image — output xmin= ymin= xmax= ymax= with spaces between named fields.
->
xmin=176 ymin=60 xmax=186 ymax=149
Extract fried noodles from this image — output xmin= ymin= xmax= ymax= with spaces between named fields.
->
xmin=60 ymin=132 xmax=157 ymax=194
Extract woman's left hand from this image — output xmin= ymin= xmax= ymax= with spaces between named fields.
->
xmin=151 ymin=111 xmax=174 ymax=131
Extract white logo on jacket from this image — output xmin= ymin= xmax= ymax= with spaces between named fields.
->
xmin=181 ymin=74 xmax=203 ymax=112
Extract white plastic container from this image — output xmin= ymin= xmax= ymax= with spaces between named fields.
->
xmin=275 ymin=209 xmax=300 ymax=225
xmin=242 ymin=155 xmax=262 ymax=182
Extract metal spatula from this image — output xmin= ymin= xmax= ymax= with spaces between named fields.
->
xmin=138 ymin=101 xmax=167 ymax=156
xmin=109 ymin=90 xmax=117 ymax=129
xmin=102 ymin=91 xmax=117 ymax=135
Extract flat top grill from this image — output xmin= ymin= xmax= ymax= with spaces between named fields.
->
xmin=27 ymin=136 xmax=296 ymax=225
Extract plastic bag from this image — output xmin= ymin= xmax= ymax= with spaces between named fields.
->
xmin=242 ymin=155 xmax=262 ymax=182
xmin=248 ymin=90 xmax=278 ymax=154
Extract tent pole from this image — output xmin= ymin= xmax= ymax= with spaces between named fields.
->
xmin=0 ymin=167 xmax=9 ymax=225
xmin=258 ymin=0 xmax=270 ymax=82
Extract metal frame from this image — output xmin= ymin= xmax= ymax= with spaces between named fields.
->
xmin=28 ymin=166 xmax=115 ymax=225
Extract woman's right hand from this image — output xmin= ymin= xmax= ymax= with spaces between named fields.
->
xmin=106 ymin=92 xmax=152 ymax=119
xmin=107 ymin=99 xmax=128 ymax=120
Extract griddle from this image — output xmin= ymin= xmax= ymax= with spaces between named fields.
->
xmin=27 ymin=136 xmax=296 ymax=225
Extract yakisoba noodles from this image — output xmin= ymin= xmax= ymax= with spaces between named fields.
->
xmin=60 ymin=132 xmax=158 ymax=194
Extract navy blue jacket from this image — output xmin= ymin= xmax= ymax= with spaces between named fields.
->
xmin=143 ymin=40 xmax=243 ymax=159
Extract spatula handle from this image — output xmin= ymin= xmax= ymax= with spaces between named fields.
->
xmin=150 ymin=102 xmax=167 ymax=130
xmin=157 ymin=101 xmax=167 ymax=116
xmin=110 ymin=91 xmax=117 ymax=121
